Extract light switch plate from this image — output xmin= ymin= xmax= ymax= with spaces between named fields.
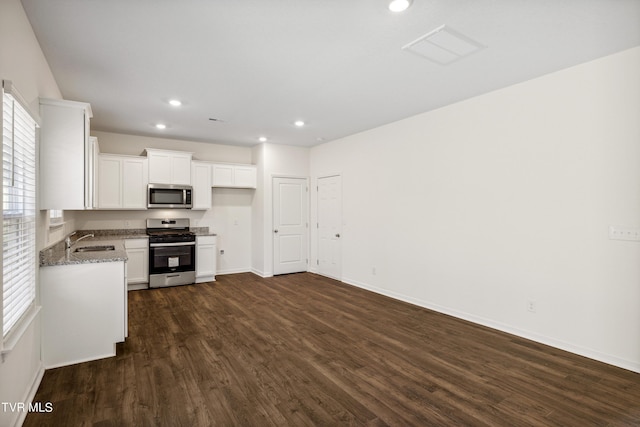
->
xmin=609 ymin=226 xmax=640 ymax=241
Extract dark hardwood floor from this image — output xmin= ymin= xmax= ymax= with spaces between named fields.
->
xmin=25 ymin=272 xmax=640 ymax=426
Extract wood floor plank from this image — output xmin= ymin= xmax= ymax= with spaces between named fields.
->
xmin=24 ymin=272 xmax=640 ymax=426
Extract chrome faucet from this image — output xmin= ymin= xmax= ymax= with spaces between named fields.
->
xmin=65 ymin=232 xmax=95 ymax=250
xmin=64 ymin=232 xmax=76 ymax=250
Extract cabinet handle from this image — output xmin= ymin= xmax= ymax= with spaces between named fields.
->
xmin=274 ymin=229 xmax=279 ymax=233
xmin=335 ymin=233 xmax=340 ymax=238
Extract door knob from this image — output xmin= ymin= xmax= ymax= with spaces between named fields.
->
xmin=335 ymin=233 xmax=340 ymax=238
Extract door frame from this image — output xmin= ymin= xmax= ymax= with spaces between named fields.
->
xmin=271 ymin=174 xmax=310 ymax=275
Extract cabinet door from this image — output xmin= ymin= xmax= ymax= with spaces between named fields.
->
xmin=147 ymin=151 xmax=172 ymax=184
xmin=125 ymin=248 xmax=148 ymax=284
xmin=125 ymin=239 xmax=149 ymax=285
xmin=83 ymin=113 xmax=92 ymax=207
xmin=192 ymin=162 xmax=212 ymax=210
xmin=85 ymin=136 xmax=99 ymax=209
xmin=196 ymin=236 xmax=217 ymax=282
xmin=122 ymin=158 xmax=148 ymax=209
xmin=97 ymin=155 xmax=147 ymax=209
xmin=171 ymin=153 xmax=192 ymax=185
xmin=40 ymin=100 xmax=91 ymax=210
xmin=212 ymin=164 xmax=234 ymax=187
xmin=97 ymin=156 xmax=122 ymax=208
xmin=234 ymin=166 xmax=257 ymax=188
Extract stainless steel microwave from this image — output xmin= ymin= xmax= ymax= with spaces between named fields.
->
xmin=147 ymin=184 xmax=193 ymax=209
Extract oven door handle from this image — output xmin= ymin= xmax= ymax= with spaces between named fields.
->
xmin=149 ymin=241 xmax=196 ymax=248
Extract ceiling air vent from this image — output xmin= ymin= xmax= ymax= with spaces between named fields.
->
xmin=402 ymin=25 xmax=486 ymax=65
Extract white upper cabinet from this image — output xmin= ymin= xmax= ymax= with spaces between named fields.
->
xmin=86 ymin=136 xmax=100 ymax=209
xmin=97 ymin=155 xmax=122 ymax=209
xmin=234 ymin=165 xmax=257 ymax=188
xmin=212 ymin=163 xmax=257 ymax=188
xmin=97 ymin=154 xmax=148 ymax=209
xmin=122 ymin=157 xmax=148 ymax=208
xmin=146 ymin=148 xmax=192 ymax=185
xmin=191 ymin=161 xmax=212 ymax=210
xmin=212 ymin=164 xmax=234 ymax=187
xmin=39 ymin=98 xmax=94 ymax=210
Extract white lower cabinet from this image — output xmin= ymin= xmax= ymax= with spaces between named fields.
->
xmin=124 ymin=238 xmax=149 ymax=289
xmin=196 ymin=235 xmax=217 ymax=283
xmin=40 ymin=261 xmax=126 ymax=369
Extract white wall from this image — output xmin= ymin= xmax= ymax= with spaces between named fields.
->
xmin=0 ymin=0 xmax=62 ymax=425
xmin=72 ymin=131 xmax=255 ymax=274
xmin=310 ymin=47 xmax=640 ymax=372
xmin=251 ymin=143 xmax=310 ymax=276
xmin=92 ymin=130 xmax=253 ymax=163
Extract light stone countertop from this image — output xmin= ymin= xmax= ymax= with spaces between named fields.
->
xmin=39 ymin=227 xmax=214 ymax=267
xmin=39 ymin=236 xmax=129 ymax=267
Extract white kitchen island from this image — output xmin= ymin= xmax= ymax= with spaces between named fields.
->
xmin=39 ymin=240 xmax=127 ymax=369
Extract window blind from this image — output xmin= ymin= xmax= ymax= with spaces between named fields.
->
xmin=2 ymin=83 xmax=37 ymax=338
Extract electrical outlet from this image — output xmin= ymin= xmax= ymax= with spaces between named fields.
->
xmin=372 ymin=267 xmax=376 ymax=275
xmin=124 ymin=220 xmax=131 ymax=228
xmin=527 ymin=300 xmax=537 ymax=313
xmin=609 ymin=226 xmax=640 ymax=242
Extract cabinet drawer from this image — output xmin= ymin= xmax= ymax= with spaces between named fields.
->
xmin=124 ymin=238 xmax=148 ymax=249
xmin=197 ymin=235 xmax=217 ymax=245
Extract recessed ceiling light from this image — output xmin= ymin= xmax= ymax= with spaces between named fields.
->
xmin=294 ymin=120 xmax=305 ymax=127
xmin=155 ymin=123 xmax=166 ymax=130
xmin=168 ymin=99 xmax=182 ymax=107
xmin=389 ymin=0 xmax=412 ymax=12
xmin=258 ymin=136 xmax=267 ymax=142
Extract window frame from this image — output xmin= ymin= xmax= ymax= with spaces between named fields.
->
xmin=1 ymin=80 xmax=41 ymax=358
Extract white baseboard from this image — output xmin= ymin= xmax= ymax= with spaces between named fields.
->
xmin=127 ymin=283 xmax=148 ymax=291
xmin=44 ymin=351 xmax=116 ymax=370
xmin=342 ymin=276 xmax=640 ymax=374
xmin=216 ymin=268 xmax=252 ymax=276
xmin=250 ymin=268 xmax=272 ymax=278
xmin=13 ymin=362 xmax=45 ymax=427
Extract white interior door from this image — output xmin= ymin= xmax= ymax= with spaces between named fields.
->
xmin=273 ymin=177 xmax=308 ymax=275
xmin=317 ymin=175 xmax=342 ymax=280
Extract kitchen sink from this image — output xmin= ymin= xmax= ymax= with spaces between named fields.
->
xmin=74 ymin=245 xmax=115 ymax=252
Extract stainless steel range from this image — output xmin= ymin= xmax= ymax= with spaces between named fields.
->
xmin=147 ymin=218 xmax=196 ymax=288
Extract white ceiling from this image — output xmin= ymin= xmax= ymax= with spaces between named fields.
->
xmin=20 ymin=0 xmax=640 ymax=147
